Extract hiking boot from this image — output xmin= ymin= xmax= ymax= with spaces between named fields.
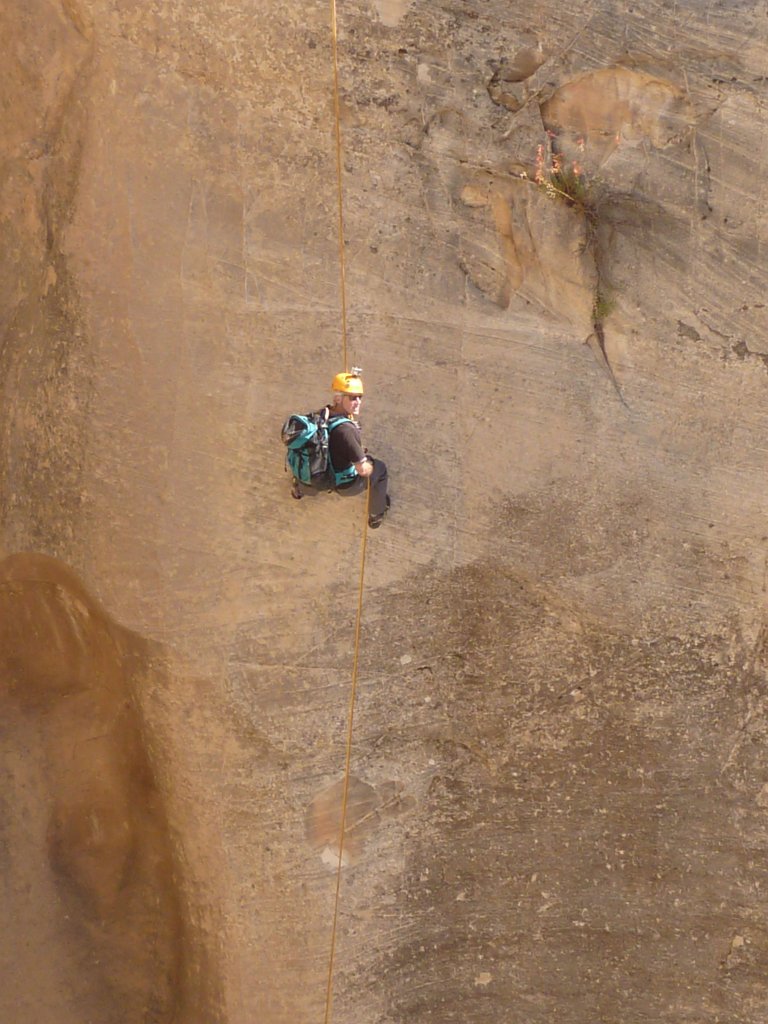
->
xmin=368 ymin=495 xmax=391 ymax=529
xmin=366 ymin=493 xmax=391 ymax=528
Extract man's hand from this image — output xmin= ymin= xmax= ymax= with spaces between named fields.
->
xmin=354 ymin=456 xmax=373 ymax=478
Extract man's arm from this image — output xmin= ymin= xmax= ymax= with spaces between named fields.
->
xmin=331 ymin=420 xmax=371 ymax=477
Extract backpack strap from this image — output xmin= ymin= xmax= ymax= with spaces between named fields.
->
xmin=326 ymin=415 xmax=359 ymax=485
xmin=327 ymin=414 xmax=352 ymax=432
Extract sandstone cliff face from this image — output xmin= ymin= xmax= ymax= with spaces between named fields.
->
xmin=2 ymin=2 xmax=768 ymax=1022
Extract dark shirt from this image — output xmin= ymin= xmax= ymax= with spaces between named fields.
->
xmin=328 ymin=412 xmax=364 ymax=474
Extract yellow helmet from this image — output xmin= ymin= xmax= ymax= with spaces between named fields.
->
xmin=331 ymin=370 xmax=364 ymax=395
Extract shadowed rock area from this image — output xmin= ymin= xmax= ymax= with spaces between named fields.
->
xmin=2 ymin=0 xmax=768 ymax=1022
xmin=0 ymin=553 xmax=220 ymax=1023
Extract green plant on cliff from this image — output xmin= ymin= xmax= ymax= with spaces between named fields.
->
xmin=531 ymin=140 xmax=615 ymax=319
xmin=529 ymin=138 xmax=625 ymax=404
xmin=533 ymin=143 xmax=595 ymax=213
xmin=593 ymin=288 xmax=615 ymax=324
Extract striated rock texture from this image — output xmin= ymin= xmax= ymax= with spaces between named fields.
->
xmin=2 ymin=1 xmax=768 ymax=1022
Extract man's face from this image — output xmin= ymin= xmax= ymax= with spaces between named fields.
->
xmin=341 ymin=393 xmax=362 ymax=415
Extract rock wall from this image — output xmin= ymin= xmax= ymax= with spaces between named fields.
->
xmin=2 ymin=1 xmax=768 ymax=1022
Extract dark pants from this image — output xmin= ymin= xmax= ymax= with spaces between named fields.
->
xmin=337 ymin=458 xmax=389 ymax=516
xmin=295 ymin=459 xmax=389 ymax=517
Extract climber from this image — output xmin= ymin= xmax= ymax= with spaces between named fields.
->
xmin=326 ymin=370 xmax=390 ymax=529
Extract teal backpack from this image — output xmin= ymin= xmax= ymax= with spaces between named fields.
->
xmin=281 ymin=409 xmax=356 ymax=492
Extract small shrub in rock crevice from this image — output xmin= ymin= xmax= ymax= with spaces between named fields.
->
xmin=593 ymin=288 xmax=615 ymax=324
xmin=532 ymin=141 xmax=598 ymax=221
xmin=517 ymin=136 xmax=627 ymax=402
xmin=529 ymin=139 xmax=617 ymax=328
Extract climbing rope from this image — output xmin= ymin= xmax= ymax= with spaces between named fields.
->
xmin=330 ymin=0 xmax=350 ymax=371
xmin=322 ymin=3 xmax=370 ymax=1022
xmin=322 ymin=481 xmax=371 ymax=1024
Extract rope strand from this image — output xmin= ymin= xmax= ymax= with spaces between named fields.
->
xmin=322 ymin=8 xmax=371 ymax=1021
xmin=329 ymin=0 xmax=349 ymax=371
xmin=322 ymin=480 xmax=371 ymax=1024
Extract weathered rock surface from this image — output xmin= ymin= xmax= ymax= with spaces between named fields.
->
xmin=2 ymin=1 xmax=768 ymax=1022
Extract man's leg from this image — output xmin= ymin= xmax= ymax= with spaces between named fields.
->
xmin=368 ymin=459 xmax=389 ymax=517
xmin=336 ymin=459 xmax=390 ymax=520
